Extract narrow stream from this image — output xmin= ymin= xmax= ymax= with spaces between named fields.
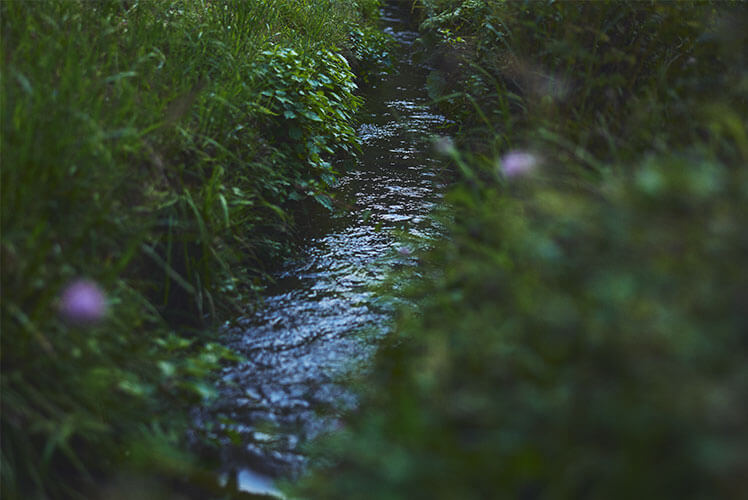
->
xmin=202 ymin=4 xmax=448 ymax=495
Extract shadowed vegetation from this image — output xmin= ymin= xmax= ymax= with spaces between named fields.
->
xmin=297 ymin=1 xmax=748 ymax=499
xmin=1 ymin=0 xmax=386 ymax=497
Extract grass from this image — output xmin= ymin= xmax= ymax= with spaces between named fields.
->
xmin=1 ymin=0 xmax=385 ymax=497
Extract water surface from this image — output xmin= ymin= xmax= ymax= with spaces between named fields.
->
xmin=202 ymin=4 xmax=448 ymax=493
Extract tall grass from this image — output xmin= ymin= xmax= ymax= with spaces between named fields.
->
xmin=1 ymin=0 xmax=384 ymax=497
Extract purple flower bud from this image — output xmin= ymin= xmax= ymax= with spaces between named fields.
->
xmin=398 ymin=246 xmax=413 ymax=256
xmin=500 ymin=151 xmax=539 ymax=178
xmin=59 ymin=279 xmax=108 ymax=324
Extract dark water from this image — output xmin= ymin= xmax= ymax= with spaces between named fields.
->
xmin=202 ymin=4 xmax=448 ymax=495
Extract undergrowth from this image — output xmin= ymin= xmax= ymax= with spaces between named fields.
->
xmin=297 ymin=1 xmax=748 ymax=499
xmin=1 ymin=0 xmax=386 ymax=497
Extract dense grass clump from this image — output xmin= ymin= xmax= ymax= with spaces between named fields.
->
xmin=297 ymin=1 xmax=748 ymax=499
xmin=1 ymin=0 xmax=384 ymax=497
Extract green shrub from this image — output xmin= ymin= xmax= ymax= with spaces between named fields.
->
xmin=346 ymin=25 xmax=395 ymax=83
xmin=298 ymin=149 xmax=748 ymax=500
xmin=250 ymin=46 xmax=362 ymax=208
xmin=297 ymin=1 xmax=748 ymax=499
xmin=417 ymin=0 xmax=746 ymax=163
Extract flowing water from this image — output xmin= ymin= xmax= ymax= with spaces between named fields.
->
xmin=202 ymin=4 xmax=448 ymax=494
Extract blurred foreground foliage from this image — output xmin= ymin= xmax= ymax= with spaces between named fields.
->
xmin=0 ymin=0 xmax=385 ymax=497
xmin=297 ymin=1 xmax=748 ymax=499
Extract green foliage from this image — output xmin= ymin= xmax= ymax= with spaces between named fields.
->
xmin=347 ymin=25 xmax=396 ymax=82
xmin=0 ymin=0 xmax=388 ymax=497
xmin=417 ymin=0 xmax=746 ymax=162
xmin=297 ymin=1 xmax=748 ymax=499
xmin=353 ymin=0 xmax=384 ymax=22
xmin=251 ymin=46 xmax=362 ymax=199
xmin=299 ymin=148 xmax=748 ymax=500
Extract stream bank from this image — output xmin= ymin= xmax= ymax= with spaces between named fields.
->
xmin=1 ymin=2 xmax=389 ymax=498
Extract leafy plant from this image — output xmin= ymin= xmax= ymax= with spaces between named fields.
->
xmin=347 ymin=24 xmax=396 ymax=82
xmin=251 ymin=46 xmax=363 ymax=209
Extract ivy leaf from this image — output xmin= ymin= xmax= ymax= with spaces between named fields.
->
xmin=303 ymin=111 xmax=323 ymax=122
xmin=314 ymin=193 xmax=334 ymax=211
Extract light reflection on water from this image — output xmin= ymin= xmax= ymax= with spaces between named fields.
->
xmin=199 ymin=1 xmax=450 ymax=487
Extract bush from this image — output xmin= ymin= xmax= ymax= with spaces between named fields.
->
xmin=297 ymin=1 xmax=748 ymax=499
xmin=298 ymin=148 xmax=748 ymax=499
xmin=417 ymin=0 xmax=745 ymax=162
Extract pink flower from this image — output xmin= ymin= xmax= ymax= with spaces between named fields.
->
xmin=499 ymin=151 xmax=539 ymax=178
xmin=59 ymin=279 xmax=108 ymax=324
